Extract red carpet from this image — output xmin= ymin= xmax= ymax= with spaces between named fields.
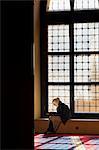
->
xmin=34 ymin=134 xmax=99 ymax=149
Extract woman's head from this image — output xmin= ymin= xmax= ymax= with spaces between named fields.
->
xmin=52 ymin=97 xmax=60 ymax=107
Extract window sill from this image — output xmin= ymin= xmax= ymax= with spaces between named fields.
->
xmin=35 ymin=118 xmax=99 ymax=122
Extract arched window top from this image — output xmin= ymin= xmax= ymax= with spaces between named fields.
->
xmin=48 ymin=0 xmax=70 ymax=11
xmin=74 ymin=0 xmax=99 ymax=10
xmin=47 ymin=0 xmax=99 ymax=11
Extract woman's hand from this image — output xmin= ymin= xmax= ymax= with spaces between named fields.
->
xmin=49 ymin=116 xmax=52 ymax=119
xmin=49 ymin=112 xmax=54 ymax=116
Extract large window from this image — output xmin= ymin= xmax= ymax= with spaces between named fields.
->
xmin=48 ymin=25 xmax=70 ymax=112
xmin=48 ymin=0 xmax=99 ymax=11
xmin=74 ymin=23 xmax=99 ymax=113
xmin=48 ymin=25 xmax=70 ymax=111
xmin=40 ymin=0 xmax=99 ymax=118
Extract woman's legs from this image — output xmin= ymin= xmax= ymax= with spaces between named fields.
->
xmin=47 ymin=119 xmax=54 ymax=132
xmin=46 ymin=116 xmax=61 ymax=133
xmin=50 ymin=116 xmax=61 ymax=131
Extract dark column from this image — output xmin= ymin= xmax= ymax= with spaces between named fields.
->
xmin=2 ymin=1 xmax=33 ymax=149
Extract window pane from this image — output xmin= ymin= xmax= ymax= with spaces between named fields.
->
xmin=48 ymin=55 xmax=70 ymax=82
xmin=74 ymin=54 xmax=99 ymax=82
xmin=48 ymin=0 xmax=70 ymax=11
xmin=48 ymin=25 xmax=69 ymax=52
xmin=74 ymin=0 xmax=99 ymax=10
xmin=74 ymin=23 xmax=99 ymax=52
xmin=74 ymin=85 xmax=99 ymax=113
xmin=48 ymin=85 xmax=70 ymax=112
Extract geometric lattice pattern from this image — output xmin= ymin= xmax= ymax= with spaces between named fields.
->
xmin=34 ymin=134 xmax=99 ymax=149
xmin=74 ymin=85 xmax=99 ymax=113
xmin=48 ymin=24 xmax=70 ymax=112
xmin=48 ymin=55 xmax=69 ymax=82
xmin=74 ymin=54 xmax=99 ymax=82
xmin=74 ymin=22 xmax=99 ymax=113
xmin=48 ymin=0 xmax=70 ymax=11
xmin=74 ymin=0 xmax=99 ymax=10
xmin=48 ymin=23 xmax=99 ymax=114
xmin=74 ymin=23 xmax=99 ymax=52
xmin=48 ymin=0 xmax=99 ymax=11
xmin=48 ymin=86 xmax=70 ymax=112
xmin=48 ymin=25 xmax=69 ymax=52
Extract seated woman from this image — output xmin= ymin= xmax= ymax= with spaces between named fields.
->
xmin=45 ymin=97 xmax=71 ymax=134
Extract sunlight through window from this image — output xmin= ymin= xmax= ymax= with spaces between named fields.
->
xmin=74 ymin=0 xmax=99 ymax=10
xmin=48 ymin=0 xmax=70 ymax=11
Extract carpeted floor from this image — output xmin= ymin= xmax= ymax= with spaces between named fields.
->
xmin=34 ymin=134 xmax=99 ymax=149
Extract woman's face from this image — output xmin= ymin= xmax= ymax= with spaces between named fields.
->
xmin=52 ymin=101 xmax=58 ymax=107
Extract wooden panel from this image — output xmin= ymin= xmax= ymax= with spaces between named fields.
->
xmin=34 ymin=118 xmax=99 ymax=134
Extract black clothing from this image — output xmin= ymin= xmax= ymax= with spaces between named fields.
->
xmin=46 ymin=101 xmax=71 ymax=133
xmin=56 ymin=101 xmax=71 ymax=124
xmin=47 ymin=120 xmax=54 ymax=132
xmin=50 ymin=101 xmax=71 ymax=124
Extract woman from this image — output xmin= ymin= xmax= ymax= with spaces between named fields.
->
xmin=45 ymin=97 xmax=71 ymax=134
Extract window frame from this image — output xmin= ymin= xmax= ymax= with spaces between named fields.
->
xmin=40 ymin=0 xmax=99 ymax=118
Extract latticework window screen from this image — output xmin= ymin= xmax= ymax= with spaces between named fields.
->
xmin=48 ymin=25 xmax=69 ymax=52
xmin=46 ymin=0 xmax=99 ymax=115
xmin=48 ymin=0 xmax=70 ymax=11
xmin=74 ymin=0 xmax=99 ymax=10
xmin=48 ymin=23 xmax=99 ymax=113
xmin=48 ymin=25 xmax=70 ymax=112
xmin=48 ymin=55 xmax=69 ymax=82
xmin=74 ymin=85 xmax=99 ymax=112
xmin=74 ymin=23 xmax=99 ymax=113
xmin=48 ymin=0 xmax=99 ymax=11
xmin=74 ymin=23 xmax=99 ymax=52
xmin=74 ymin=54 xmax=99 ymax=83
xmin=48 ymin=86 xmax=70 ymax=112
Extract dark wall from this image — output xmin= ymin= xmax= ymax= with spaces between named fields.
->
xmin=2 ymin=1 xmax=33 ymax=149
